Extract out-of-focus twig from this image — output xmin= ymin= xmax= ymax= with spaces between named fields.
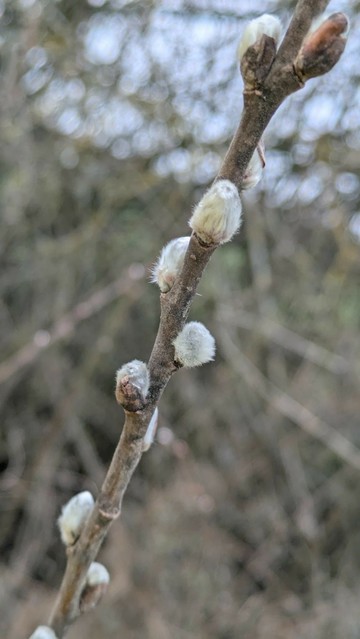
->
xmin=220 ymin=328 xmax=360 ymax=472
xmin=220 ymin=305 xmax=350 ymax=375
xmin=0 ymin=268 xmax=145 ymax=386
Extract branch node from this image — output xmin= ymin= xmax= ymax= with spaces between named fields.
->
xmin=98 ymin=506 xmax=121 ymax=521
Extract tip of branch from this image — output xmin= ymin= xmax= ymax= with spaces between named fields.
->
xmin=294 ymin=12 xmax=349 ymax=81
xmin=237 ymin=14 xmax=282 ymax=62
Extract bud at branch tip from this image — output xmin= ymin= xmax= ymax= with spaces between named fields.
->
xmin=295 ymin=12 xmax=349 ymax=81
xmin=237 ymin=14 xmax=282 ymax=62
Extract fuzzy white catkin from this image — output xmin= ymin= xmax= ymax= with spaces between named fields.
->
xmin=237 ymin=14 xmax=282 ymax=61
xmin=86 ymin=562 xmax=110 ymax=586
xmin=151 ymin=236 xmax=190 ymax=293
xmin=242 ymin=151 xmax=263 ymax=190
xmin=58 ymin=491 xmax=94 ymax=546
xmin=189 ymin=180 xmax=242 ymax=245
xmin=29 ymin=626 xmax=58 ymax=639
xmin=173 ymin=322 xmax=215 ymax=368
xmin=116 ymin=360 xmax=150 ymax=399
xmin=142 ymin=407 xmax=159 ymax=452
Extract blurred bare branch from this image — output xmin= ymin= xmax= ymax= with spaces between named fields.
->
xmin=220 ymin=305 xmax=349 ymax=374
xmin=0 ymin=271 xmax=145 ymax=386
xmin=220 ymin=328 xmax=360 ymax=471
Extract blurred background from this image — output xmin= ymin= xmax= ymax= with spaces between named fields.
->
xmin=0 ymin=0 xmax=360 ymax=637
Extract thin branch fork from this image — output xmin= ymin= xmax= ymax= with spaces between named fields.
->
xmin=44 ymin=0 xmax=349 ymax=636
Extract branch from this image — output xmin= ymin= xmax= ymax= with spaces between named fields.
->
xmin=49 ymin=409 xmax=151 ymax=636
xmin=36 ymin=2 xmax=349 ymax=637
xmin=48 ymin=237 xmax=215 ymax=637
xmin=218 ymin=0 xmax=346 ymax=187
xmin=276 ymin=0 xmax=330 ymax=64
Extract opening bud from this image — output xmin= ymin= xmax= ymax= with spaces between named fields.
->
xmin=173 ymin=322 xmax=215 ymax=368
xmin=151 ymin=236 xmax=190 ymax=293
xmin=115 ymin=360 xmax=150 ymax=407
xmin=189 ymin=180 xmax=242 ymax=245
xmin=58 ymin=491 xmax=94 ymax=546
xmin=237 ymin=14 xmax=282 ymax=61
xmin=80 ymin=562 xmax=110 ymax=613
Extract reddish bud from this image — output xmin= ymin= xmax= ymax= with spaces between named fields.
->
xmin=295 ymin=13 xmax=349 ymax=81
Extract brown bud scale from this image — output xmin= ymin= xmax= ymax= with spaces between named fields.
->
xmin=241 ymin=34 xmax=277 ymax=92
xmin=295 ymin=13 xmax=349 ymax=81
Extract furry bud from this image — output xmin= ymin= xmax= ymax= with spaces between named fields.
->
xmin=80 ymin=562 xmax=110 ymax=613
xmin=151 ymin=237 xmax=190 ymax=293
xmin=189 ymin=180 xmax=242 ymax=245
xmin=29 ymin=626 xmax=58 ymax=639
xmin=86 ymin=562 xmax=110 ymax=586
xmin=242 ymin=151 xmax=263 ymax=190
xmin=295 ymin=12 xmax=349 ymax=81
xmin=237 ymin=14 xmax=282 ymax=61
xmin=173 ymin=322 xmax=215 ymax=368
xmin=115 ymin=360 xmax=149 ymax=408
xmin=58 ymin=491 xmax=94 ymax=546
xmin=142 ymin=407 xmax=159 ymax=452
